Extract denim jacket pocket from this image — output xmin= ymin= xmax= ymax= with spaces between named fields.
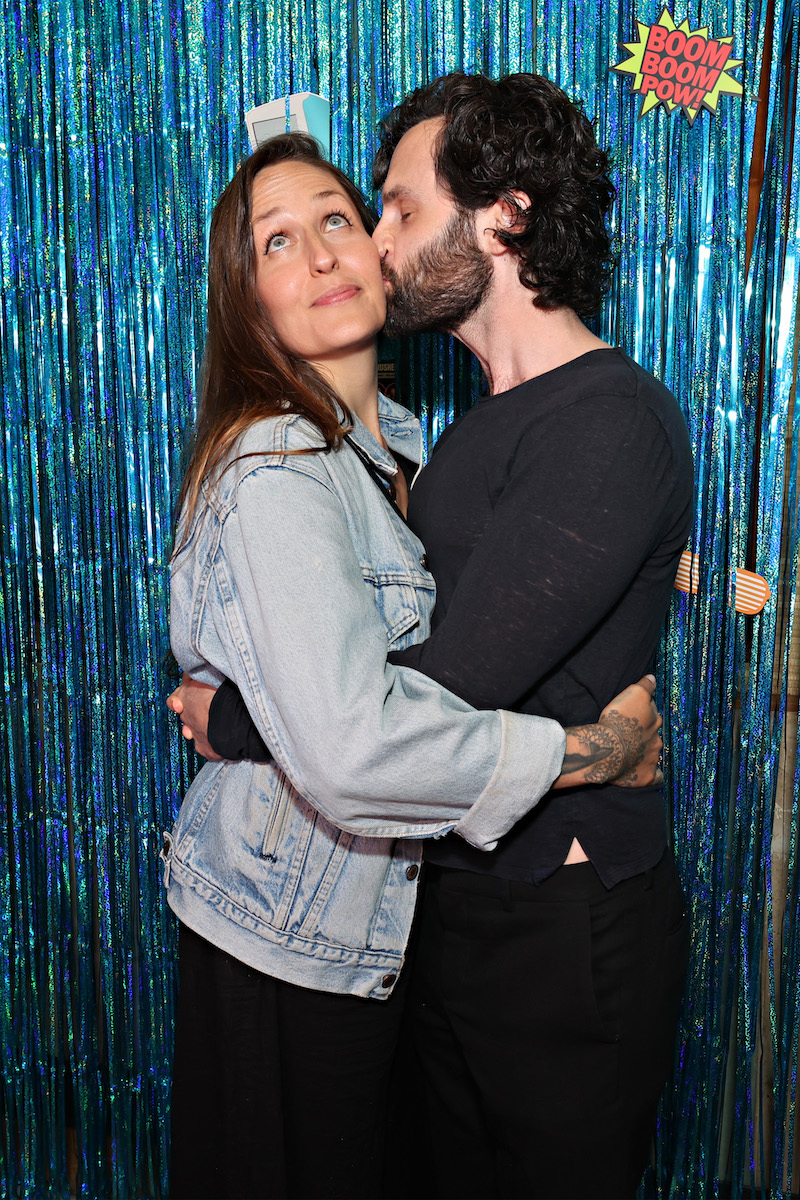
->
xmin=361 ymin=566 xmax=436 ymax=648
xmin=260 ymin=774 xmax=294 ymax=862
xmin=173 ymin=767 xmax=225 ymax=853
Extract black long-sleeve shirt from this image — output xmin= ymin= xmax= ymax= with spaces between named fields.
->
xmin=392 ymin=349 xmax=693 ymax=885
xmin=208 ymin=349 xmax=693 ymax=887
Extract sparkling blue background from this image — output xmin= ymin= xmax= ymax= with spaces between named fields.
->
xmin=1 ymin=0 xmax=798 ymax=1195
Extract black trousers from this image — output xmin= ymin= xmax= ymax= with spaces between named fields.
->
xmin=169 ymin=924 xmax=409 ymax=1200
xmin=407 ymin=852 xmax=689 ymax=1200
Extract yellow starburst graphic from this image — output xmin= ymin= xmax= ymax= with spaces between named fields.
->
xmin=613 ymin=6 xmax=744 ymax=125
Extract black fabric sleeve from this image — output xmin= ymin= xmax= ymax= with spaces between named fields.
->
xmin=207 ymin=677 xmax=273 ymax=762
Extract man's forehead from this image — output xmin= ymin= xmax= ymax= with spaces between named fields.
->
xmin=380 ymin=117 xmax=445 ymax=200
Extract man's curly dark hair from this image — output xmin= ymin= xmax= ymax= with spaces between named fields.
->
xmin=373 ymin=72 xmax=616 ymax=317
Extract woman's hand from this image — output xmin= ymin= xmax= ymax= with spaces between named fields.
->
xmin=554 ymin=675 xmax=663 ymax=790
xmin=167 ymin=673 xmax=221 ymax=761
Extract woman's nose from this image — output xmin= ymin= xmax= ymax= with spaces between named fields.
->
xmin=310 ymin=236 xmax=338 ymax=273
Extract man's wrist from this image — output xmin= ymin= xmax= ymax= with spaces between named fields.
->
xmin=562 ymin=722 xmax=623 ymax=784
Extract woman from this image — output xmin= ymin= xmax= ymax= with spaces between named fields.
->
xmin=165 ymin=132 xmax=661 ymax=1199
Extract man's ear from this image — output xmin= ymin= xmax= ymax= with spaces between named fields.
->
xmin=476 ymin=190 xmax=532 ymax=256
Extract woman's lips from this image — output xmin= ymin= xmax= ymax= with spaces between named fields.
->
xmin=312 ymin=285 xmax=360 ymax=306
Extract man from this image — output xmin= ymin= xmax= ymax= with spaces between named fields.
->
xmin=173 ymin=73 xmax=693 ymax=1198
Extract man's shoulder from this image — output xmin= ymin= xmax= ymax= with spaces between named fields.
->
xmin=534 ymin=349 xmax=687 ymax=441
xmin=427 ymin=348 xmax=689 ymax=461
xmin=537 ymin=348 xmax=675 ymax=408
xmin=603 ymin=351 xmax=680 ymax=410
xmin=601 ymin=353 xmax=691 ymax=453
xmin=504 ymin=350 xmax=692 ymax=490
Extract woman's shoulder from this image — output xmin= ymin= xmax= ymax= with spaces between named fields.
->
xmin=236 ymin=411 xmax=329 ymax=458
xmin=233 ymin=413 xmax=333 ymax=476
xmin=204 ymin=414 xmax=335 ymax=511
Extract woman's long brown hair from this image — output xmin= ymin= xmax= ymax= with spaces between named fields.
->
xmin=175 ymin=133 xmax=376 ymax=541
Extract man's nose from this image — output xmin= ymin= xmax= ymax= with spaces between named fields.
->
xmin=372 ymin=216 xmax=392 ymax=261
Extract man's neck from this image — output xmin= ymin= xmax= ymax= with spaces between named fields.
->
xmin=453 ymin=266 xmax=610 ymax=396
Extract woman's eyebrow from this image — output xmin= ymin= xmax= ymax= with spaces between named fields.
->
xmin=253 ymin=189 xmax=349 ymax=226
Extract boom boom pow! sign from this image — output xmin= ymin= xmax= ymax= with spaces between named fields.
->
xmin=613 ymin=7 xmax=743 ymax=124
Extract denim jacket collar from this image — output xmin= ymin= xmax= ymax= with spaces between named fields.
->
xmin=344 ymin=393 xmax=423 ymax=481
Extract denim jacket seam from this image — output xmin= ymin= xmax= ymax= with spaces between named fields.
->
xmin=169 ymin=853 xmax=408 ymax=959
xmin=189 ymin=511 xmax=223 ymax=650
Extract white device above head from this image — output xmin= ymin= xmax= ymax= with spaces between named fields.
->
xmin=245 ymin=94 xmax=331 ymax=159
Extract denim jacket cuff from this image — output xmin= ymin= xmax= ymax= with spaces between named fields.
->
xmin=453 ymin=711 xmax=565 ymax=851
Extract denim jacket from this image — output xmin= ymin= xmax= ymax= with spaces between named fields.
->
xmin=164 ymin=395 xmax=565 ymax=999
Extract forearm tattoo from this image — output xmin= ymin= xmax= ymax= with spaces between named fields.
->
xmin=562 ymin=725 xmax=622 ymax=783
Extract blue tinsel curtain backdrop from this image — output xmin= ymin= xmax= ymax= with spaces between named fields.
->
xmin=1 ymin=0 xmax=799 ymax=1196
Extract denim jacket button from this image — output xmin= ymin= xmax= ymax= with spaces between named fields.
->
xmin=406 ymin=864 xmax=419 ymax=880
xmin=382 ymin=974 xmax=397 ymax=989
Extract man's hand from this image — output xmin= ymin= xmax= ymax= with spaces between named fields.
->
xmin=556 ymin=674 xmax=663 ymax=789
xmin=598 ymin=674 xmax=663 ymax=787
xmin=167 ymin=673 xmax=221 ymax=761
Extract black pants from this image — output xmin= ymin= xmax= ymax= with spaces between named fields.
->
xmin=408 ymin=852 xmax=689 ymax=1200
xmin=169 ymin=925 xmax=409 ymax=1200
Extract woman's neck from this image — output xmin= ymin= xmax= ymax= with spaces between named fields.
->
xmin=310 ymin=342 xmax=382 ymax=442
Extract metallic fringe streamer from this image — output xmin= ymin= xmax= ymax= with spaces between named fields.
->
xmin=0 ymin=0 xmax=798 ymax=1196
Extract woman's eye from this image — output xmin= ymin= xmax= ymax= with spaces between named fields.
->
xmin=325 ymin=212 xmax=351 ymax=231
xmin=266 ymin=233 xmax=290 ymax=253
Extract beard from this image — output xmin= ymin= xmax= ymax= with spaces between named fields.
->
xmin=382 ymin=208 xmax=493 ymax=338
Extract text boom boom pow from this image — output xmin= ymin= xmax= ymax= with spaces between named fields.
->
xmin=613 ymin=7 xmax=743 ymax=124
